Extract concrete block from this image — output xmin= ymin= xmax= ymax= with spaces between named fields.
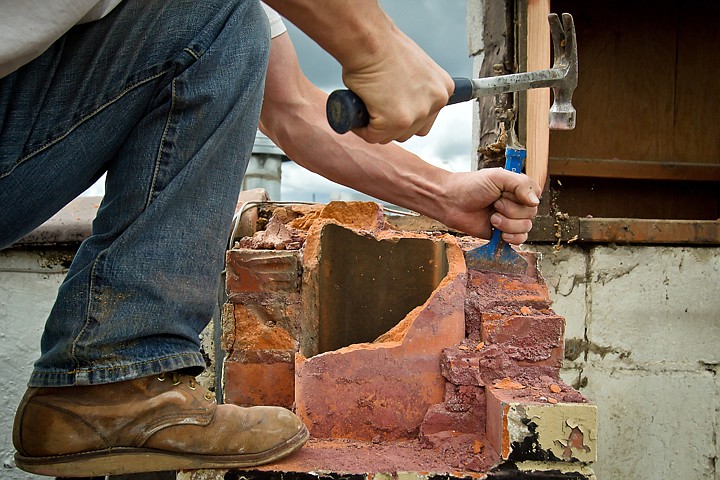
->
xmin=533 ymin=245 xmax=589 ymax=345
xmin=588 ymin=246 xmax=720 ymax=367
xmin=0 ymin=250 xmax=65 ymax=477
xmin=466 ymin=0 xmax=484 ymax=55
xmin=578 ymin=365 xmax=716 ymax=480
xmin=486 ymin=388 xmax=597 ymax=464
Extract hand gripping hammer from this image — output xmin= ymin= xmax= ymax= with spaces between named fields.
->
xmin=326 ymin=13 xmax=578 ymax=133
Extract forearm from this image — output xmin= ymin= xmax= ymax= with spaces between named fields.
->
xmin=260 ymin=79 xmax=452 ymax=222
xmin=262 ymin=0 xmax=393 ymax=71
xmin=261 ymin=33 xmax=540 ymax=242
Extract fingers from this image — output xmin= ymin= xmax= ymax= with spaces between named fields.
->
xmin=342 ymin=31 xmax=454 ymax=144
xmin=490 ymin=211 xmax=532 ymax=245
xmin=487 ymin=170 xmax=541 ymax=245
xmin=493 ymin=196 xmax=538 ymax=225
xmin=492 ymin=169 xmax=542 ymax=208
xmin=501 ymin=232 xmax=529 ymax=245
xmin=490 ymin=209 xmax=534 ymax=233
xmin=490 ymin=191 xmax=539 ymax=246
xmin=352 ymin=92 xmax=448 ymax=144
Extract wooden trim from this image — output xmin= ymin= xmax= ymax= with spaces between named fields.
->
xmin=525 ymin=0 xmax=551 ymax=187
xmin=528 ymin=215 xmax=720 ymax=244
xmin=549 ymin=157 xmax=720 ymax=182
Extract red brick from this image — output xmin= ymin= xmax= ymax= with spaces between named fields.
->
xmin=294 ymin=241 xmax=467 ymax=442
xmin=444 ymin=383 xmax=485 ymax=413
xmin=465 ymin=270 xmax=552 ymax=313
xmin=440 ymin=347 xmax=483 ymax=386
xmin=225 ymin=249 xmax=299 ymax=297
xmin=482 ymin=314 xmax=564 ymax=366
xmin=419 ymin=402 xmax=485 ymax=438
xmin=224 ymin=355 xmax=294 ymax=408
xmin=476 ymin=344 xmax=560 ymax=385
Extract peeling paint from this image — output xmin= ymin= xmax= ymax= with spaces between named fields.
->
xmin=523 ymin=404 xmax=598 ymax=463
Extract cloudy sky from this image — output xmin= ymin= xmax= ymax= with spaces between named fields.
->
xmin=279 ymin=0 xmax=474 ymax=203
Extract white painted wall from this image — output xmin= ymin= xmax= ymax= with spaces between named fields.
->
xmin=535 ymin=244 xmax=720 ymax=480
xmin=0 ymin=249 xmax=66 ymax=479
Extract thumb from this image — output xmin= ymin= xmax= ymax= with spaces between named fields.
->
xmin=495 ymin=169 xmax=542 ymax=207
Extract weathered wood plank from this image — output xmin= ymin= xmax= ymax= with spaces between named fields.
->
xmin=549 ymin=157 xmax=720 ymax=182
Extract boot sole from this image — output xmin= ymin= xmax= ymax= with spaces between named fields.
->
xmin=15 ymin=425 xmax=309 ymax=477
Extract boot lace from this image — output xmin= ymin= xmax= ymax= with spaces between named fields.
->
xmin=157 ymin=372 xmax=214 ymax=401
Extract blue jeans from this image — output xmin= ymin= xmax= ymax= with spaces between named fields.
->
xmin=0 ymin=0 xmax=270 ymax=386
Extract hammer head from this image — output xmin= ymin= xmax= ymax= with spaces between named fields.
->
xmin=548 ymin=13 xmax=578 ymax=130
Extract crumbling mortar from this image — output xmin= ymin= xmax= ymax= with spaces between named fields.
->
xmin=582 ymin=250 xmax=592 ymax=364
xmin=563 ymin=339 xmax=631 ymax=362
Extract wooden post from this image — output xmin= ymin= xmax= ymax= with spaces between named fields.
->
xmin=525 ymin=0 xmax=551 ymax=187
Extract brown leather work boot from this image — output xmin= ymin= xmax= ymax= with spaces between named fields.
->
xmin=13 ymin=372 xmax=309 ymax=477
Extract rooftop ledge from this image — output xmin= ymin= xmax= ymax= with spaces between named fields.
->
xmin=9 ymin=196 xmax=720 ymax=248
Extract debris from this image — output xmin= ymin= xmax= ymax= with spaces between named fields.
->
xmin=548 ymin=397 xmax=558 ymax=404
xmin=493 ymin=377 xmax=525 ymax=390
xmin=472 ymin=439 xmax=484 ymax=454
xmin=550 ymin=384 xmax=562 ymax=393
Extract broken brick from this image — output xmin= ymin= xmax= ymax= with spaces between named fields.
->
xmin=419 ymin=402 xmax=485 ymax=439
xmin=224 ymin=355 xmax=294 ymax=408
xmin=481 ymin=314 xmax=564 ymax=366
xmin=440 ymin=347 xmax=483 ymax=386
xmin=444 ymin=383 xmax=485 ymax=413
xmin=226 ymin=249 xmax=300 ymax=297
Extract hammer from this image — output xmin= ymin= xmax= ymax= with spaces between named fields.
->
xmin=326 ymin=13 xmax=578 ymax=133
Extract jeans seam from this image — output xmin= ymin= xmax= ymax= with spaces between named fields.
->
xmin=0 ymin=68 xmax=172 ymax=180
xmin=147 ymin=76 xmax=177 ymax=208
xmin=70 ymin=252 xmax=104 ymax=368
xmin=184 ymin=47 xmax=200 ymax=61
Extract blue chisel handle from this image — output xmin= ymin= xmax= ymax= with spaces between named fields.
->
xmin=485 ymin=147 xmax=526 ymax=255
xmin=326 ymin=77 xmax=474 ymax=134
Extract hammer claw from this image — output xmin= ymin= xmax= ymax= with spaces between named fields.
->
xmin=547 ymin=13 xmax=578 ymax=130
xmin=549 ymin=13 xmax=565 ymax=64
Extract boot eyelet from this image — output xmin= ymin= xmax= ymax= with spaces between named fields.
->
xmin=158 ymin=373 xmax=166 ymax=382
xmin=204 ymin=391 xmax=214 ymax=401
xmin=189 ymin=381 xmax=197 ymax=391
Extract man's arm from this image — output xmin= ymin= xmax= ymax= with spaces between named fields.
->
xmin=262 ymin=0 xmax=453 ymax=144
xmin=259 ymin=33 xmax=541 ymax=245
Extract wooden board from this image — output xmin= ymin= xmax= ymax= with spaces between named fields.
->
xmin=525 ymin=0 xmax=551 ymax=187
xmin=549 ymin=0 xmax=720 ymax=168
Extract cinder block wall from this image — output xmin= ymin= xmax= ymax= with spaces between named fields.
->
xmin=534 ymin=244 xmax=720 ymax=479
xmin=1 ymin=248 xmax=68 ymax=480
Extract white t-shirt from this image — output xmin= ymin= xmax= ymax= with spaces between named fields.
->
xmin=0 ymin=1 xmax=287 ymax=79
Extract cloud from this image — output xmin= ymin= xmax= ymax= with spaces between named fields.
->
xmin=285 ymin=1 xmax=471 ymax=91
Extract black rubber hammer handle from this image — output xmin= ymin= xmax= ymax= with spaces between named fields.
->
xmin=326 ymin=77 xmax=473 ymax=134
